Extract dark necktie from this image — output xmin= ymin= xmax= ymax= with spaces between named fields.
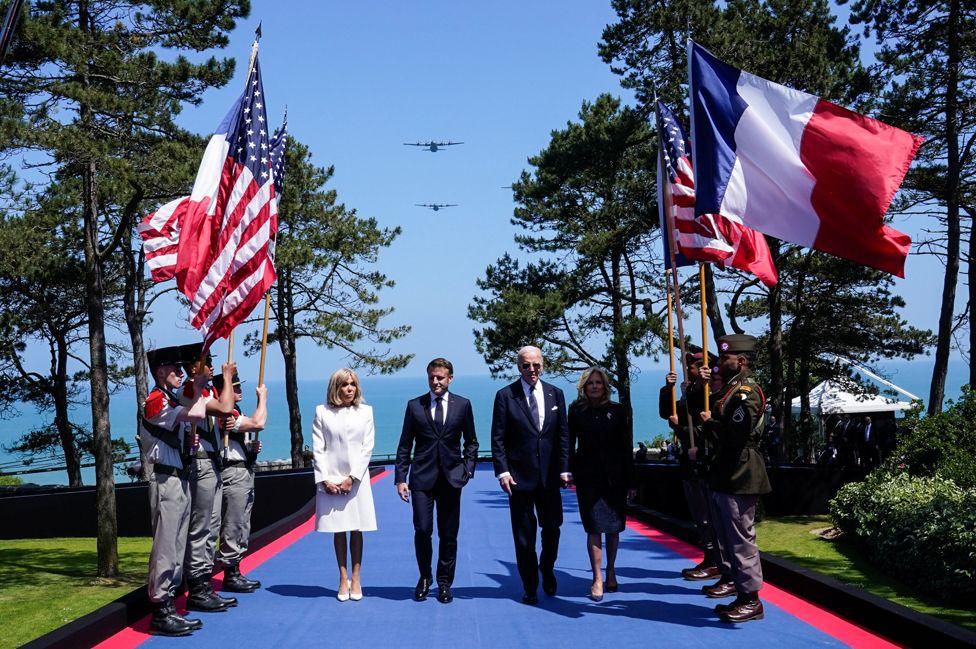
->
xmin=527 ymin=386 xmax=541 ymax=431
xmin=434 ymin=396 xmax=444 ymax=433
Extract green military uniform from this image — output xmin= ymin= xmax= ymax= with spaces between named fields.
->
xmin=701 ymin=334 xmax=770 ymax=622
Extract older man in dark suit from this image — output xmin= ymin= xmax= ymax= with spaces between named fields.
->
xmin=491 ymin=345 xmax=571 ymax=605
xmin=396 ymin=358 xmax=479 ymax=604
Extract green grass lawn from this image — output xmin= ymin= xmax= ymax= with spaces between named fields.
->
xmin=0 ymin=537 xmax=151 ymax=648
xmin=758 ymin=515 xmax=976 ymax=632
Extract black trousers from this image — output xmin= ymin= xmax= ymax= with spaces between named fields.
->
xmin=508 ymin=484 xmax=563 ymax=593
xmin=412 ymin=476 xmax=462 ymax=586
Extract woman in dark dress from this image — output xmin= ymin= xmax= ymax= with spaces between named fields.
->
xmin=569 ymin=367 xmax=637 ymax=601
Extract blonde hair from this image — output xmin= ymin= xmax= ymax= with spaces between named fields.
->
xmin=327 ymin=368 xmax=364 ymax=408
xmin=576 ymin=366 xmax=613 ymax=405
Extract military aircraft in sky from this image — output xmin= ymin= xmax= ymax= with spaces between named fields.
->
xmin=404 ymin=140 xmax=463 ymax=152
xmin=415 ymin=203 xmax=458 ymax=212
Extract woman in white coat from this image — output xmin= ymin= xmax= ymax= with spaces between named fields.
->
xmin=312 ymin=368 xmax=376 ymax=601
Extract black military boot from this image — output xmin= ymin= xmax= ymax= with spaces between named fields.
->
xmin=165 ymin=601 xmax=203 ymax=630
xmin=719 ymin=592 xmax=764 ymax=623
xmin=223 ymin=564 xmax=259 ymax=593
xmin=149 ymin=600 xmax=194 ymax=636
xmin=186 ymin=576 xmax=231 ymax=612
xmin=208 ymin=580 xmax=238 ymax=608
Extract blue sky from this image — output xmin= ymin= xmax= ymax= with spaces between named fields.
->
xmin=43 ymin=1 xmax=964 ymax=382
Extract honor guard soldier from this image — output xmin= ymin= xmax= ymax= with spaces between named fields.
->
xmin=215 ymin=373 xmax=268 ymax=592
xmin=178 ymin=344 xmax=239 ymax=613
xmin=141 ymin=345 xmax=210 ymax=636
xmin=659 ymin=348 xmax=720 ymax=581
xmin=699 ymin=334 xmax=771 ymax=623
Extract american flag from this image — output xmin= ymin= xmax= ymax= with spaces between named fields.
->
xmin=201 ymin=116 xmax=288 ymax=346
xmin=138 ymin=45 xmax=284 ymax=347
xmin=656 ymin=101 xmax=778 ymax=286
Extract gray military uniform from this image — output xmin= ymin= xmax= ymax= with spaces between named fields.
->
xmin=217 ymin=412 xmax=257 ymax=568
xmin=182 ymin=386 xmax=224 ymax=583
xmin=141 ymin=386 xmax=193 ymax=603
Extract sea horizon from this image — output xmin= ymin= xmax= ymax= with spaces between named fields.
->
xmin=1 ymin=357 xmax=968 ymax=487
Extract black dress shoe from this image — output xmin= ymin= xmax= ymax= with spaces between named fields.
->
xmin=437 ymin=584 xmax=453 ymax=603
xmin=414 ymin=577 xmax=431 ymax=602
xmin=702 ymin=580 xmax=737 ymax=599
xmin=522 ymin=591 xmax=538 ymax=605
xmin=541 ymin=569 xmax=557 ymax=596
xmin=720 ymin=598 xmax=764 ymax=623
xmin=682 ymin=559 xmax=722 ymax=581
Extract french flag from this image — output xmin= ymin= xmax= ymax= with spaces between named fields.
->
xmin=689 ymin=41 xmax=922 ymax=277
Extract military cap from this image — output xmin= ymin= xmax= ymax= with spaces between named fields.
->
xmin=177 ymin=342 xmax=213 ymax=370
xmin=146 ymin=345 xmax=183 ymax=372
xmin=212 ymin=373 xmax=243 ymax=391
xmin=717 ymin=334 xmax=757 ymax=355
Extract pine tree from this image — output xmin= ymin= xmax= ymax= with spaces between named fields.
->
xmin=0 ymin=0 xmax=248 ymax=576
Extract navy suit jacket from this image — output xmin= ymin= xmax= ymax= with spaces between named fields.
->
xmin=491 ymin=380 xmax=570 ymax=491
xmin=395 ymin=392 xmax=479 ymax=490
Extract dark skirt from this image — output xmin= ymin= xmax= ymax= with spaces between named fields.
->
xmin=576 ymin=485 xmax=626 ymax=534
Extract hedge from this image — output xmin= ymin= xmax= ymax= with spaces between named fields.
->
xmin=830 ymin=472 xmax=976 ymax=602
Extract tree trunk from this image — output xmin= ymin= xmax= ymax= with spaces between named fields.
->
xmin=276 ymin=273 xmax=305 ymax=469
xmin=124 ymin=244 xmax=151 ymax=479
xmin=83 ymin=159 xmax=119 ymax=577
xmin=610 ymin=249 xmax=632 ymax=411
xmin=53 ymin=335 xmax=82 ymax=487
xmin=765 ymin=238 xmax=785 ymax=447
xmin=798 ymin=346 xmax=812 ymax=463
xmin=702 ymin=263 xmax=726 ymax=341
xmin=930 ymin=0 xmax=961 ymax=415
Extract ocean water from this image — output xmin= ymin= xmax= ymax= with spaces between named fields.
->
xmin=1 ymin=358 xmax=968 ymax=486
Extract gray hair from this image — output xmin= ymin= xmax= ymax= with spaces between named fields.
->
xmin=516 ymin=345 xmax=543 ymax=361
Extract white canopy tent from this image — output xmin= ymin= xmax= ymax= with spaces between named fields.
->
xmin=790 ymin=380 xmax=913 ymax=415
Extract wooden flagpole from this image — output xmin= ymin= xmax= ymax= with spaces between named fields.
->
xmin=665 ymin=270 xmax=677 ymax=417
xmin=699 ymin=264 xmax=710 ymax=412
xmin=254 ymin=293 xmax=272 ymax=441
xmin=224 ymin=331 xmax=234 ymax=449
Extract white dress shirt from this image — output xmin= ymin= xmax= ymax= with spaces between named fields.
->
xmin=429 ymin=390 xmax=449 ymax=425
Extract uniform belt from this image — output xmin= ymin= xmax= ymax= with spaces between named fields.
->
xmin=153 ymin=463 xmax=184 ymax=477
xmin=223 ymin=459 xmax=247 ymax=469
xmin=194 ymin=449 xmax=221 ymax=461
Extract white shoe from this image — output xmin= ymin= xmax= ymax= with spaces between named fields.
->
xmin=337 ymin=580 xmax=350 ymax=602
xmin=350 ymin=579 xmax=363 ymax=601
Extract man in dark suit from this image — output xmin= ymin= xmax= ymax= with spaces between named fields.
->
xmin=395 ymin=358 xmax=479 ymax=604
xmin=491 ymin=345 xmax=571 ymax=605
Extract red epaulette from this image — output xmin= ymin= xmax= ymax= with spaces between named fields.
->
xmin=144 ymin=389 xmax=166 ymax=420
xmin=182 ymin=382 xmax=194 ymax=399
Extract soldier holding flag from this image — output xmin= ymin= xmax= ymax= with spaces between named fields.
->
xmin=141 ymin=345 xmax=210 ymax=636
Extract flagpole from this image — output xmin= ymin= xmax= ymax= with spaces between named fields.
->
xmin=657 ymin=104 xmax=697 ymax=450
xmin=224 ymin=331 xmax=234 ymax=450
xmin=665 ymin=270 xmax=677 ymax=417
xmin=699 ymin=263 xmax=710 ymax=411
xmin=254 ymin=293 xmax=272 ymax=442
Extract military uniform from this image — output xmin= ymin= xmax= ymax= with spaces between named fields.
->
xmin=142 ymin=345 xmax=205 ymax=636
xmin=701 ymin=334 xmax=770 ymax=623
xmin=178 ymin=348 xmax=237 ymax=613
xmin=657 ymin=353 xmax=719 ymax=580
xmin=215 ymin=373 xmax=262 ymax=593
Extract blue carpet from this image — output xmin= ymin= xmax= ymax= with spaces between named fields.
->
xmin=143 ymin=468 xmax=848 ymax=648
